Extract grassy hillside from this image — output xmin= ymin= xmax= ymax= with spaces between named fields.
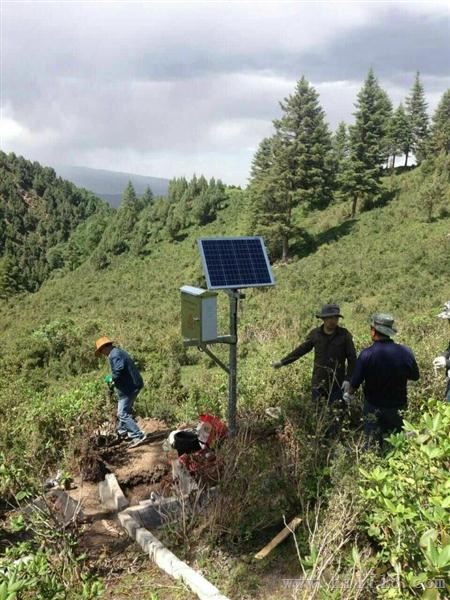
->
xmin=1 ymin=168 xmax=448 ymax=402
xmin=1 ymin=165 xmax=449 ymax=599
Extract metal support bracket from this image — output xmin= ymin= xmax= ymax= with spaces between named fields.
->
xmin=198 ymin=344 xmax=230 ymax=375
xmin=183 ymin=335 xmax=235 ymax=347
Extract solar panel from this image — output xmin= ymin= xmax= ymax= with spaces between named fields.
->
xmin=198 ymin=237 xmax=275 ymax=290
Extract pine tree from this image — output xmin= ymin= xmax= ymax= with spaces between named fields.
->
xmin=141 ymin=186 xmax=154 ymax=206
xmin=249 ymin=77 xmax=333 ymax=261
xmin=332 ymin=122 xmax=349 ymax=166
xmin=332 ymin=122 xmax=350 ymax=197
xmin=388 ymin=103 xmax=412 ymax=168
xmin=419 ymin=153 xmax=449 ymax=221
xmin=250 ymin=137 xmax=275 ymax=182
xmin=106 ymin=181 xmax=142 ymax=254
xmin=121 ymin=181 xmax=140 ymax=209
xmin=250 ymin=135 xmax=298 ymax=261
xmin=167 ymin=177 xmax=188 ymax=204
xmin=192 ymin=189 xmax=215 ymax=225
xmin=208 ymin=177 xmax=228 ymax=211
xmin=341 ymin=69 xmax=392 ymax=217
xmin=274 ymin=76 xmax=334 ymax=210
xmin=406 ymin=72 xmax=429 ymax=164
xmin=427 ymin=89 xmax=450 ymax=156
xmin=0 ymin=255 xmax=22 ymax=297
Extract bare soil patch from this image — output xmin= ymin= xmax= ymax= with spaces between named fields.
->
xmin=72 ymin=419 xmax=172 ymax=556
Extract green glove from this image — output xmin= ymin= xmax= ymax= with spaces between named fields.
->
xmin=104 ymin=374 xmax=113 ymax=385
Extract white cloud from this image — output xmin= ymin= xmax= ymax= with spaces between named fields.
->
xmin=0 ymin=117 xmax=25 ymax=144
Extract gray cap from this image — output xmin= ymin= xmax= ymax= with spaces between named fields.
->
xmin=316 ymin=303 xmax=343 ymax=319
xmin=437 ymin=301 xmax=450 ymax=319
xmin=370 ymin=313 xmax=397 ymax=337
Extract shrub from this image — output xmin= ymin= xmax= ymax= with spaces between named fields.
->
xmin=360 ymin=398 xmax=450 ymax=598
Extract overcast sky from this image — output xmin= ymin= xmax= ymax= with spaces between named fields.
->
xmin=1 ymin=1 xmax=449 ymax=186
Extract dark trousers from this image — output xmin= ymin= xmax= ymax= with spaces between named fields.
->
xmin=312 ymin=386 xmax=343 ymax=405
xmin=312 ymin=386 xmax=345 ymax=437
xmin=363 ymin=399 xmax=404 ymax=449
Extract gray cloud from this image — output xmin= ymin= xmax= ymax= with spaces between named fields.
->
xmin=1 ymin=1 xmax=449 ymax=185
xmin=300 ymin=11 xmax=450 ymax=85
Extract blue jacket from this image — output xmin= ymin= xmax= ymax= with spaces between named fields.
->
xmin=351 ymin=340 xmax=419 ymax=408
xmin=109 ymin=347 xmax=144 ymax=398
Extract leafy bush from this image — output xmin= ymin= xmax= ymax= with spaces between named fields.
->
xmin=0 ymin=502 xmax=104 ymax=600
xmin=360 ymin=398 xmax=450 ymax=598
xmin=0 ymin=454 xmax=31 ymax=500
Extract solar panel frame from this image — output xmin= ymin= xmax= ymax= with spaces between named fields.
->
xmin=198 ymin=236 xmax=275 ymax=290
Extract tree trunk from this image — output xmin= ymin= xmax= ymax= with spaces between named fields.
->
xmin=392 ymin=154 xmax=396 ymax=169
xmin=404 ymin=151 xmax=409 ymax=167
xmin=282 ymin=236 xmax=289 ymax=263
xmin=351 ymin=196 xmax=357 ymax=218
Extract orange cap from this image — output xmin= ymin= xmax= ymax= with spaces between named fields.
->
xmin=95 ymin=336 xmax=113 ymax=356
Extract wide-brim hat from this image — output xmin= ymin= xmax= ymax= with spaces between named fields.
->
xmin=437 ymin=301 xmax=450 ymax=319
xmin=370 ymin=313 xmax=397 ymax=337
xmin=95 ymin=336 xmax=114 ymax=356
xmin=316 ymin=303 xmax=343 ymax=319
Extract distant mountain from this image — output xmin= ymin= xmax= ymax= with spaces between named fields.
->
xmin=54 ymin=165 xmax=170 ymax=207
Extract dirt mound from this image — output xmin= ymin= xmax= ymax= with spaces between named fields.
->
xmin=73 ymin=421 xmax=172 ymax=555
xmin=78 ymin=418 xmax=169 ymax=483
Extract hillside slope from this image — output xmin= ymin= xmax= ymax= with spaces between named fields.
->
xmin=0 ymin=151 xmax=109 ymax=295
xmin=1 ymin=164 xmax=449 ymax=599
xmin=55 ymin=165 xmax=170 ymax=206
xmin=0 ymin=167 xmax=448 ymax=408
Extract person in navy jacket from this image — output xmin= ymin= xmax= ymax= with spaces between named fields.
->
xmin=347 ymin=313 xmax=419 ymax=448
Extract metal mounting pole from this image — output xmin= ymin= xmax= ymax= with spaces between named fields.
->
xmin=182 ymin=288 xmax=244 ymax=437
xmin=226 ymin=289 xmax=242 ymax=436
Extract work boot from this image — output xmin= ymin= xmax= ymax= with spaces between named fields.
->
xmin=128 ymin=433 xmax=147 ymax=448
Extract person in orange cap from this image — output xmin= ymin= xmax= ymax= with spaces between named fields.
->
xmin=95 ymin=337 xmax=146 ymax=448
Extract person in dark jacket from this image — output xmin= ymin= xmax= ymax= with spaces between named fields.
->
xmin=432 ymin=301 xmax=450 ymax=402
xmin=272 ymin=303 xmax=357 ymax=404
xmin=95 ymin=336 xmax=146 ymax=448
xmin=348 ymin=313 xmax=420 ymax=448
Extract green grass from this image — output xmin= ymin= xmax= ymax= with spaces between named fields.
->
xmin=0 ymin=167 xmax=448 ymax=460
xmin=1 ymin=166 xmax=449 ymax=598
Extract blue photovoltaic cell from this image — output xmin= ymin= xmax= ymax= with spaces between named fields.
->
xmin=198 ymin=237 xmax=275 ymax=289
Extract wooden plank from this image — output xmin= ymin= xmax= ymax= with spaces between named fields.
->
xmin=254 ymin=516 xmax=302 ymax=560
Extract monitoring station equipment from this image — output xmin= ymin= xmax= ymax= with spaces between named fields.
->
xmin=180 ymin=236 xmax=275 ymax=434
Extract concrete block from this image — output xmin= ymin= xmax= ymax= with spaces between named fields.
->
xmin=117 ymin=508 xmax=229 ymax=600
xmin=98 ymin=473 xmax=129 ymax=511
xmin=117 ymin=511 xmax=139 ymax=538
xmin=135 ymin=527 xmax=157 ymax=553
xmin=120 ymin=496 xmax=181 ymax=529
xmin=29 ymin=491 xmax=85 ymax=527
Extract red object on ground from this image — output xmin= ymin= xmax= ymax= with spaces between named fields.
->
xmin=198 ymin=413 xmax=228 ymax=447
xmin=179 ymin=450 xmax=223 ymax=484
xmin=177 ymin=414 xmax=227 ymax=483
